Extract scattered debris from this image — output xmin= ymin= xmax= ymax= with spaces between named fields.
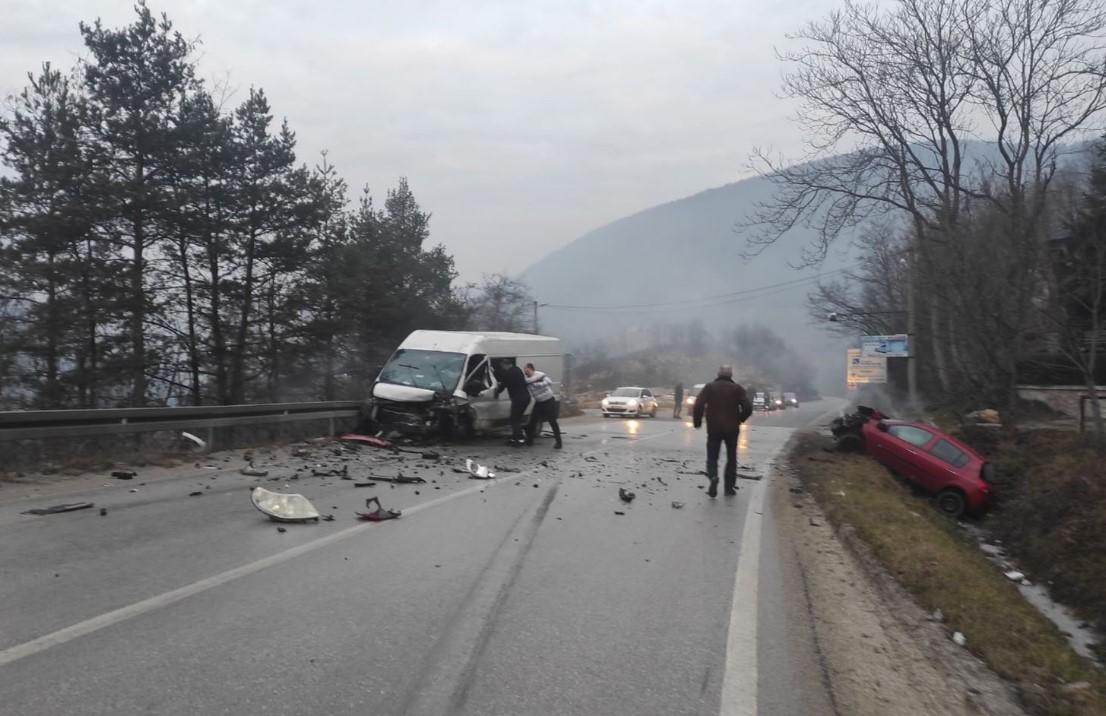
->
xmin=22 ymin=502 xmax=95 ymax=516
xmin=929 ymin=609 xmax=945 ymax=622
xmin=240 ymin=465 xmax=269 ymax=477
xmin=618 ymin=488 xmax=636 ymax=503
xmin=181 ymin=431 xmax=207 ymax=450
xmin=493 ymin=465 xmax=521 ymax=473
xmin=809 ymin=517 xmax=821 ymax=527
xmin=614 ymin=510 xmax=626 ymax=516
xmin=312 ymin=466 xmax=349 ymax=478
xmin=99 ymin=508 xmax=108 ymax=516
xmin=655 ymin=477 xmax=669 ymax=487
xmin=250 ymin=487 xmax=321 ymax=523
xmin=291 ymin=447 xmax=310 ymax=458
xmin=952 ymin=631 xmax=967 ymax=647
xmin=671 ymin=501 xmax=685 ymax=509
xmin=189 ymin=491 xmax=203 ymax=497
xmin=322 ymin=514 xmax=335 ymax=522
xmin=356 ymin=496 xmax=402 ymax=522
xmin=277 ymin=526 xmax=287 ymax=533
xmin=129 ymin=488 xmax=138 ymax=493
xmin=466 ymin=459 xmax=495 ymax=479
xmin=737 ymin=470 xmax=762 ymax=481
xmin=421 ymin=451 xmax=441 ymax=461
xmin=353 ymin=481 xmax=378 ymax=488
xmin=1004 ymin=570 xmax=1025 ymax=582
xmin=111 ymin=470 xmax=136 ymax=480
xmin=339 ymin=433 xmax=394 ymax=450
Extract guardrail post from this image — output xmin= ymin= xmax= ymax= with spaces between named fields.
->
xmin=328 ymin=417 xmax=335 ymax=437
xmin=206 ymin=426 xmax=215 ymax=453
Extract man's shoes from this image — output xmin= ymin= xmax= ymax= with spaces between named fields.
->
xmin=706 ymin=478 xmax=718 ymax=498
xmin=554 ymin=440 xmax=563 ymax=449
xmin=724 ymin=487 xmax=737 ymax=496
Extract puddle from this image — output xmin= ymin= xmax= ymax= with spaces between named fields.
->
xmin=965 ymin=525 xmax=1101 ymax=664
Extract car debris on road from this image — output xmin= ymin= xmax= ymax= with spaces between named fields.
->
xmin=465 ymin=459 xmax=495 ymax=479
xmin=22 ymin=502 xmax=95 ymax=516
xmin=240 ymin=465 xmax=269 ymax=477
xmin=181 ymin=431 xmax=207 ymax=450
xmin=111 ymin=470 xmax=136 ymax=480
xmin=357 ymin=496 xmax=402 ymax=522
xmin=250 ymin=487 xmax=321 ymax=523
xmin=619 ymin=488 xmax=636 ymax=503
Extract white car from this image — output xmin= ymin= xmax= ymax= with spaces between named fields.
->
xmin=601 ymin=387 xmax=658 ymax=418
xmin=683 ymin=383 xmax=705 ymax=415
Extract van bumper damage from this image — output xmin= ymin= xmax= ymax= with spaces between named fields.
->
xmin=363 ymin=396 xmax=474 ymax=438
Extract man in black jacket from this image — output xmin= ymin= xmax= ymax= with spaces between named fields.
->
xmin=693 ymin=366 xmax=754 ymax=497
xmin=494 ymin=360 xmax=531 ymax=445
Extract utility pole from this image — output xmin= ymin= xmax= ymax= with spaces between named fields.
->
xmin=532 ymin=300 xmax=539 ymax=335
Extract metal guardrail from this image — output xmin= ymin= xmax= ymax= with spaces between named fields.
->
xmin=0 ymin=401 xmax=362 ymax=446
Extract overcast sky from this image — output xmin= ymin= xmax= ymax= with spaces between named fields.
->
xmin=3 ymin=0 xmax=836 ymax=281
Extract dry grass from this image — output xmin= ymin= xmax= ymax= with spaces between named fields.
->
xmin=793 ymin=434 xmax=1106 ymax=716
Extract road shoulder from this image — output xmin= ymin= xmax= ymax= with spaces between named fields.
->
xmin=772 ymin=438 xmax=1027 ymax=716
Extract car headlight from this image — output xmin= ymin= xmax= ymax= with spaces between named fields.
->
xmin=686 ymin=397 xmax=695 ymax=405
xmin=601 ymin=399 xmax=609 ymax=408
xmin=627 ymin=400 xmax=638 ymax=410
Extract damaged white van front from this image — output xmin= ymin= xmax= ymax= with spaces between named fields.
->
xmin=361 ymin=330 xmax=562 ymax=437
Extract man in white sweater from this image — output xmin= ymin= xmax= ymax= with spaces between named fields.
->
xmin=523 ymin=363 xmax=563 ymax=449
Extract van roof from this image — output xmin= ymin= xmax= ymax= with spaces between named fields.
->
xmin=399 ymin=330 xmax=560 ymax=355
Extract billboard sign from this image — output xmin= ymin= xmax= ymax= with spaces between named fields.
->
xmin=847 ymin=348 xmax=887 ymax=390
xmin=861 ymin=334 xmax=910 ymax=358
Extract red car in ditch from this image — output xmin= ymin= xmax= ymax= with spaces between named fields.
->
xmin=832 ymin=407 xmax=993 ymax=517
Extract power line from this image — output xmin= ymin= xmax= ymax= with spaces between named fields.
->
xmin=541 ymin=269 xmax=846 ymax=313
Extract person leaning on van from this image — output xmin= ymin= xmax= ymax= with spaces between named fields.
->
xmin=523 ymin=363 xmax=562 ymax=449
xmin=494 ymin=359 xmax=530 ymax=445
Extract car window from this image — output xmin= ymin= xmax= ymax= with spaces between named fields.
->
xmin=643 ymin=390 xmax=653 ymax=398
xmin=887 ymin=424 xmax=934 ymax=448
xmin=930 ymin=439 xmax=970 ymax=467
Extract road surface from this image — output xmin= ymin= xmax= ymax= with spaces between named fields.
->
xmin=0 ymin=399 xmax=844 ymax=715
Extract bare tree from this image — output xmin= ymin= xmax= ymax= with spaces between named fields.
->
xmin=464 ymin=274 xmax=535 ymax=333
xmin=755 ymin=0 xmax=1106 ymax=403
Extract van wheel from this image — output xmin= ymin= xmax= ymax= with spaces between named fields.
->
xmin=935 ymin=488 xmax=966 ymax=518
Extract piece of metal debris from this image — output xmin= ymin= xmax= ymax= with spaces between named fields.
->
xmin=181 ymin=431 xmax=207 ymax=450
xmin=671 ymin=501 xmax=685 ymax=509
xmin=240 ymin=465 xmax=269 ymax=477
xmin=189 ymin=491 xmax=204 ymax=497
xmin=22 ymin=502 xmax=95 ymax=516
xmin=619 ymin=488 xmax=636 ymax=503
xmin=614 ymin=510 xmax=626 ymax=516
xmin=353 ymin=481 xmax=378 ymax=488
xmin=356 ymin=496 xmax=402 ymax=522
xmin=1004 ymin=570 xmax=1025 ymax=582
xmin=466 ymin=459 xmax=495 ymax=479
xmin=112 ymin=470 xmax=136 ymax=480
xmin=99 ymin=508 xmax=108 ymax=516
xmin=737 ymin=471 xmax=762 ymax=481
xmin=250 ymin=487 xmax=321 ymax=523
xmin=277 ymin=526 xmax=287 ymax=533
xmin=339 ymin=433 xmax=394 ymax=450
xmin=951 ymin=631 xmax=967 ymax=647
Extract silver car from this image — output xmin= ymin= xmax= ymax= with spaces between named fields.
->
xmin=601 ymin=387 xmax=659 ymax=418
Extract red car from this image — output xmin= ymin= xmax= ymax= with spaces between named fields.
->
xmin=832 ymin=407 xmax=993 ymax=517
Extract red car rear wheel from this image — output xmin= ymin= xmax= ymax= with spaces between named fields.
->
xmin=936 ymin=488 xmax=966 ymax=518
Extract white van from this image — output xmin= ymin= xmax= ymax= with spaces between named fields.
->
xmin=362 ymin=330 xmax=563 ymax=437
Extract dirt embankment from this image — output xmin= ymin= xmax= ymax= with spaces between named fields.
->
xmin=786 ymin=431 xmax=1106 ymax=716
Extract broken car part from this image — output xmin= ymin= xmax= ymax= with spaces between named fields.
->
xmin=465 ymin=459 xmax=495 ymax=479
xmin=22 ymin=502 xmax=95 ymax=516
xmin=356 ymin=496 xmax=402 ymax=522
xmin=250 ymin=487 xmax=321 ymax=523
xmin=181 ymin=431 xmax=207 ymax=450
xmin=111 ymin=471 xmax=136 ymax=480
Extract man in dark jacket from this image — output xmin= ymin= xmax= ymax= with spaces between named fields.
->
xmin=693 ymin=366 xmax=753 ymax=497
xmin=494 ymin=360 xmax=531 ymax=445
xmin=673 ymin=382 xmax=685 ymax=419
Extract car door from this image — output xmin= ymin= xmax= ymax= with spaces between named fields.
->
xmin=883 ymin=425 xmax=938 ymax=488
xmin=917 ymin=438 xmax=971 ymax=493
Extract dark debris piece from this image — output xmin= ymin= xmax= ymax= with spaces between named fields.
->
xmin=112 ymin=471 xmax=136 ymax=480
xmin=189 ymin=491 xmax=203 ymax=497
xmin=277 ymin=526 xmax=287 ymax=533
xmin=619 ymin=488 xmax=636 ymax=503
xmin=614 ymin=510 xmax=626 ymax=516
xmin=22 ymin=502 xmax=95 ymax=516
xmin=356 ymin=496 xmax=402 ymax=522
xmin=353 ymin=481 xmax=378 ymax=488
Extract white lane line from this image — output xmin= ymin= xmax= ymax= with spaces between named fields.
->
xmin=0 ymin=427 xmax=678 ymax=669
xmin=719 ymin=432 xmax=784 ymax=716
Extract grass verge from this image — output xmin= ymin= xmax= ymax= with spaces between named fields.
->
xmin=792 ymin=433 xmax=1106 ymax=716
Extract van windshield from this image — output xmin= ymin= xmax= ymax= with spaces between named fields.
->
xmin=378 ymin=349 xmax=466 ymax=394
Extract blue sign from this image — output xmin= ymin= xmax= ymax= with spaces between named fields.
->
xmin=861 ymin=334 xmax=910 ymax=358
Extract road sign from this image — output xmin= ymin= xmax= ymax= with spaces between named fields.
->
xmin=847 ymin=348 xmax=887 ymax=390
xmin=861 ymin=334 xmax=910 ymax=358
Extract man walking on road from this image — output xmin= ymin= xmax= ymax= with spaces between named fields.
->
xmin=495 ymin=360 xmax=531 ymax=445
xmin=673 ymin=382 xmax=684 ymax=419
xmin=523 ymin=363 xmax=563 ymax=449
xmin=693 ymin=366 xmax=753 ymax=497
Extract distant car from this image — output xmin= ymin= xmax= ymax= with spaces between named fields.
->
xmin=783 ymin=392 xmax=799 ymax=408
xmin=601 ymin=387 xmax=658 ymax=418
xmin=752 ymin=392 xmax=768 ymax=411
xmin=683 ymin=383 xmax=705 ymax=415
xmin=831 ymin=406 xmax=992 ymax=517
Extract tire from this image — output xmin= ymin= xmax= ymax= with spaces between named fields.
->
xmin=649 ymin=407 xmax=657 ymax=418
xmin=936 ymin=488 xmax=966 ymax=518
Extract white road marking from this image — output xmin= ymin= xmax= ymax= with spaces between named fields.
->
xmin=719 ymin=428 xmax=788 ymax=716
xmin=0 ymin=425 xmax=677 ymax=669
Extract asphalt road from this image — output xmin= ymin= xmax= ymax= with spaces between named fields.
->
xmin=0 ymin=399 xmax=845 ymax=715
